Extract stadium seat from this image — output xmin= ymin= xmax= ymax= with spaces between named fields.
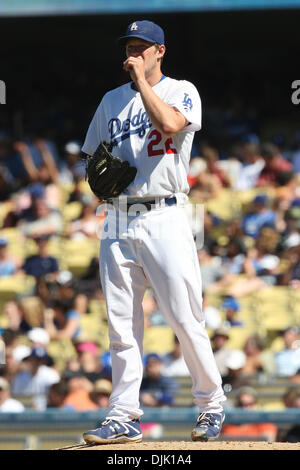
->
xmin=60 ymin=239 xmax=99 ymax=275
xmin=143 ymin=326 xmax=175 ymax=354
xmin=253 ymin=287 xmax=293 ymax=334
xmin=225 ymin=326 xmax=254 ymax=350
xmin=47 ymin=339 xmax=77 ymax=374
xmin=0 ymin=275 xmax=36 ymax=301
xmin=205 ymin=189 xmax=242 ymax=221
xmin=78 ymin=314 xmax=109 ymax=351
xmin=62 ymin=201 xmax=83 ymax=223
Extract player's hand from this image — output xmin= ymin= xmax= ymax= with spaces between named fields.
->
xmin=123 ymin=56 xmax=145 ymax=84
xmin=13 ymin=141 xmax=30 ymax=154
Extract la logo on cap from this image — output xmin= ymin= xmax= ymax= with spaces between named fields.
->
xmin=130 ymin=22 xmax=138 ymax=31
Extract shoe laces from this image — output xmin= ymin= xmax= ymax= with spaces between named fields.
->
xmin=101 ymin=419 xmax=112 ymax=426
xmin=197 ymin=413 xmax=214 ymax=427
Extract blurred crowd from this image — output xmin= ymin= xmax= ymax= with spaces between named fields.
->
xmin=0 ymin=118 xmax=300 ymax=442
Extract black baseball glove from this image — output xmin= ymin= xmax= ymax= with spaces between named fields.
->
xmin=82 ymin=141 xmax=137 ymax=200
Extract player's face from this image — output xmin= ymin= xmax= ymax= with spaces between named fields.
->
xmin=125 ymin=38 xmax=164 ymax=77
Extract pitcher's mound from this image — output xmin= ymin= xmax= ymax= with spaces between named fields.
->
xmin=57 ymin=441 xmax=300 ymax=451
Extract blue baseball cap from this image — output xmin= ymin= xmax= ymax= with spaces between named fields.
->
xmin=118 ymin=20 xmax=165 ymax=45
xmin=253 ymin=194 xmax=268 ymax=205
xmin=221 ymin=297 xmax=240 ymax=312
xmin=145 ymin=353 xmax=162 ymax=364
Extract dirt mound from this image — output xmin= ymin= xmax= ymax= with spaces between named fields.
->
xmin=58 ymin=441 xmax=300 ymax=451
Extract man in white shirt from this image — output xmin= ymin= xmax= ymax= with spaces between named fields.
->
xmin=11 ymin=347 xmax=60 ymax=409
xmin=162 ymin=335 xmax=189 ymax=377
xmin=0 ymin=377 xmax=24 ymax=412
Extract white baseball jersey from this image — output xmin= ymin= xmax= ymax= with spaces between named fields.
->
xmin=82 ymin=76 xmax=202 ymax=199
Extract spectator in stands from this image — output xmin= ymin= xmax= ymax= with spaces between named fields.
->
xmin=47 ymin=380 xmax=69 ymax=409
xmin=274 ymin=327 xmax=300 ymax=377
xmin=73 ymin=342 xmax=112 ymax=382
xmin=220 ymin=238 xmax=247 ymax=275
xmin=281 ymin=388 xmax=300 ymax=442
xmin=291 ymin=130 xmax=300 ymax=173
xmin=188 ymin=154 xmax=224 ymax=201
xmin=200 ymin=144 xmax=231 ymax=188
xmin=142 ymin=291 xmax=166 ymax=327
xmin=211 ymin=328 xmax=231 ymax=378
xmin=55 ymin=270 xmax=76 ymax=302
xmin=0 ymin=345 xmax=23 ymax=383
xmin=257 ymin=142 xmax=293 ymax=187
xmin=140 ymin=353 xmax=179 ymax=407
xmin=2 ymin=300 xmax=31 ymax=334
xmin=0 ymin=238 xmax=20 ymax=277
xmin=242 ymin=236 xmax=281 ymax=287
xmin=27 ymin=327 xmax=50 ymax=349
xmin=202 ymin=293 xmax=222 ymax=330
xmin=62 ymin=371 xmax=98 ymax=411
xmin=276 ymin=172 xmax=299 ymax=207
xmin=58 ymin=141 xmax=85 ymax=183
xmin=197 ymin=242 xmax=234 ymax=293
xmin=0 ymin=377 xmax=24 ymax=412
xmin=222 ymin=349 xmax=252 ymax=390
xmin=0 ymin=164 xmax=16 ymax=201
xmin=240 ymin=335 xmax=275 ymax=376
xmin=1 ymin=329 xmax=19 ymax=349
xmin=33 ymin=138 xmax=59 ymax=185
xmin=0 ymin=138 xmax=38 ymax=186
xmin=282 ymin=387 xmax=300 ymax=408
xmin=232 ymin=137 xmax=265 ymax=190
xmin=161 ymin=335 xmax=189 ymax=377
xmin=221 ymin=296 xmax=244 ymax=328
xmin=221 ymin=386 xmax=278 ymax=441
xmin=242 ymin=194 xmax=276 ymax=239
xmin=90 ymin=379 xmax=112 ymax=408
xmin=18 ymin=194 xmax=63 ymax=238
xmin=11 ymin=347 xmax=60 ymax=409
xmin=66 ymin=194 xmax=99 ymax=240
xmin=43 ymin=298 xmax=81 ymax=341
xmin=22 ymin=234 xmax=59 ymax=280
xmin=77 ymin=257 xmax=102 ymax=298
xmin=280 ymin=206 xmax=300 ymax=252
xmin=34 ymin=276 xmax=52 ymax=305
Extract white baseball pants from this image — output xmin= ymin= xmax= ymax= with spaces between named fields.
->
xmin=100 ymin=203 xmax=226 ymax=421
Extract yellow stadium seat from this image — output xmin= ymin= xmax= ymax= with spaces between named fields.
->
xmin=61 ymin=239 xmax=99 ymax=275
xmin=0 ymin=275 xmax=36 ymax=300
xmin=58 ymin=181 xmax=75 ymax=205
xmin=47 ymin=339 xmax=77 ymax=374
xmin=78 ymin=314 xmax=109 ymax=351
xmin=78 ymin=180 xmax=94 ymax=196
xmin=252 ymin=287 xmax=293 ymax=333
xmin=205 ymin=189 xmax=242 ymax=221
xmin=62 ymin=201 xmax=83 ymax=222
xmin=143 ymin=326 xmax=175 ymax=354
xmin=225 ymin=326 xmax=253 ymax=350
xmin=88 ymin=299 xmax=107 ymax=320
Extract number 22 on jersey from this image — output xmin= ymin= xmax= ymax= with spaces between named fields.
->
xmin=147 ymin=129 xmax=177 ymax=157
